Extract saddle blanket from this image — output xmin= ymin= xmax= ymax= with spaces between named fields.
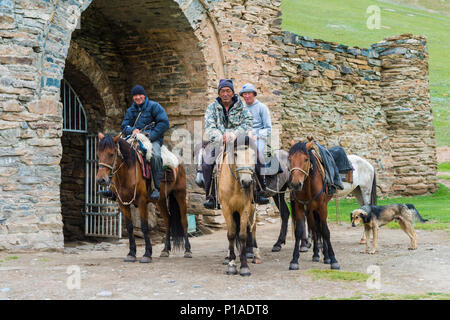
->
xmin=130 ymin=133 xmax=180 ymax=169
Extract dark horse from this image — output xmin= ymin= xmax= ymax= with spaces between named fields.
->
xmin=263 ymin=149 xmax=312 ymax=253
xmin=288 ymin=139 xmax=340 ymax=270
xmin=96 ymin=133 xmax=191 ymax=263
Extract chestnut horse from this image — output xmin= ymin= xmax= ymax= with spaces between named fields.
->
xmin=288 ymin=139 xmax=340 ymax=270
xmin=218 ymin=135 xmax=260 ymax=276
xmin=96 ymin=133 xmax=191 ymax=263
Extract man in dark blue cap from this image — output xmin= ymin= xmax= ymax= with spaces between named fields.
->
xmin=100 ymin=85 xmax=169 ymax=201
xmin=123 ymin=85 xmax=169 ymax=201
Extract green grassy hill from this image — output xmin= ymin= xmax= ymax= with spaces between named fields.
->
xmin=281 ymin=0 xmax=450 ymax=147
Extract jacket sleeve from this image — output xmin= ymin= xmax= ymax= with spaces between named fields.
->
xmin=258 ymin=104 xmax=272 ymax=140
xmin=149 ymin=102 xmax=169 ymax=142
xmin=204 ymin=103 xmax=223 ymax=144
xmin=121 ymin=108 xmax=136 ymax=137
xmin=230 ymin=106 xmax=253 ymax=138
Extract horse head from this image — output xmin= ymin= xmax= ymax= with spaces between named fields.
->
xmin=96 ymin=132 xmax=121 ymax=186
xmin=231 ymin=135 xmax=257 ymax=190
xmin=288 ymin=139 xmax=314 ymax=191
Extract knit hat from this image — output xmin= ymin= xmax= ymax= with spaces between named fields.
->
xmin=131 ymin=85 xmax=146 ymax=97
xmin=218 ymin=79 xmax=234 ymax=93
xmin=239 ymin=83 xmax=257 ymax=96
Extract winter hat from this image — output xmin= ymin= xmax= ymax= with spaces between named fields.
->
xmin=218 ymin=79 xmax=234 ymax=93
xmin=239 ymin=83 xmax=257 ymax=96
xmin=131 ymin=85 xmax=146 ymax=97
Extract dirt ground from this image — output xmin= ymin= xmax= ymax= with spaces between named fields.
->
xmin=0 ymin=218 xmax=448 ymax=300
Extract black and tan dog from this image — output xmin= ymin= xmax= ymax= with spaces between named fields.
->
xmin=350 ymin=204 xmax=427 ymax=254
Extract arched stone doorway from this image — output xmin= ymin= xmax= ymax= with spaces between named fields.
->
xmin=59 ymin=0 xmax=215 ymax=241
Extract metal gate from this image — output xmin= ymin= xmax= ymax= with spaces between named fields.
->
xmin=61 ymin=78 xmax=121 ymax=238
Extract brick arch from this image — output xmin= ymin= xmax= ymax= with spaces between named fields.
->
xmin=64 ymin=41 xmax=119 ymax=131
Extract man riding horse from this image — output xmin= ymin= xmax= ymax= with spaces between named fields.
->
xmin=100 ymin=84 xmax=169 ymax=201
xmin=201 ymin=79 xmax=269 ymax=209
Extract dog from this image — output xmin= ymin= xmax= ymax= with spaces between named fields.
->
xmin=350 ymin=204 xmax=427 ymax=254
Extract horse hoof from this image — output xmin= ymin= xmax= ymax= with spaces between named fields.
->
xmin=289 ymin=263 xmax=299 ymax=270
xmin=300 ymin=246 xmax=309 ymax=252
xmin=360 ymin=240 xmax=367 ymax=244
xmin=252 ymin=258 xmax=262 ymax=264
xmin=160 ymin=251 xmax=170 ymax=258
xmin=140 ymin=256 xmax=152 ymax=263
xmin=324 ymin=258 xmax=331 ymax=264
xmin=124 ymin=255 xmax=136 ymax=262
xmin=184 ymin=251 xmax=192 ymax=258
xmin=312 ymin=256 xmax=320 ymax=262
xmin=223 ymin=258 xmax=230 ymax=265
xmin=246 ymin=252 xmax=254 ymax=259
xmin=272 ymin=245 xmax=281 ymax=252
xmin=331 ymin=262 xmax=340 ymax=270
xmin=226 ymin=266 xmax=238 ymax=275
xmin=240 ymin=267 xmax=251 ymax=277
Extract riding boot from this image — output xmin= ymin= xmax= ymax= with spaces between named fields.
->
xmin=255 ymin=163 xmax=270 ymax=205
xmin=149 ymin=152 xmax=163 ymax=202
xmin=202 ymin=163 xmax=217 ymax=209
xmin=98 ymin=189 xmax=117 ymax=201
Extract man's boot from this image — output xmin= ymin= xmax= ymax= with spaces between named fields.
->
xmin=255 ymin=164 xmax=270 ymax=205
xmin=202 ymin=163 xmax=217 ymax=209
xmin=149 ymin=153 xmax=163 ymax=202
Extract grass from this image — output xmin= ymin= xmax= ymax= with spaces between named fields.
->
xmin=4 ymin=256 xmax=18 ymax=261
xmin=313 ymin=292 xmax=450 ymax=300
xmin=307 ymin=269 xmax=369 ymax=282
xmin=328 ymin=183 xmax=450 ymax=229
xmin=438 ymin=162 xmax=450 ymax=172
xmin=281 ymin=0 xmax=450 ymax=147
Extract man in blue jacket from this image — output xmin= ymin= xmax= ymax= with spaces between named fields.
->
xmin=101 ymin=85 xmax=169 ymax=201
xmin=122 ymin=85 xmax=169 ymax=201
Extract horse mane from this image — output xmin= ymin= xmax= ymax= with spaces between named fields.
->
xmin=118 ymin=138 xmax=137 ymax=167
xmin=99 ymin=134 xmax=115 ymax=151
xmin=288 ymin=141 xmax=318 ymax=177
xmin=99 ymin=134 xmax=136 ymax=167
xmin=233 ymin=134 xmax=257 ymax=151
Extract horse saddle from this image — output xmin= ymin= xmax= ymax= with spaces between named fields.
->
xmin=327 ymin=146 xmax=354 ymax=183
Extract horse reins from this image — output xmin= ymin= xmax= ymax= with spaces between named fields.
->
xmin=290 ymin=152 xmax=327 ymax=212
xmin=99 ymin=142 xmax=139 ymax=206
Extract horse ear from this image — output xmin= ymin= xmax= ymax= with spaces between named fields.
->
xmin=113 ymin=133 xmax=121 ymax=143
xmin=306 ymin=140 xmax=314 ymax=150
xmin=98 ymin=133 xmax=104 ymax=141
xmin=290 ymin=139 xmax=295 ymax=147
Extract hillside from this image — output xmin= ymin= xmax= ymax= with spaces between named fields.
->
xmin=281 ymin=0 xmax=450 ymax=147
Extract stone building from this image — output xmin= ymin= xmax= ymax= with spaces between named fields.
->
xmin=0 ymin=0 xmax=437 ymax=251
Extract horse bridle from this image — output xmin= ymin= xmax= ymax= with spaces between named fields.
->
xmin=98 ymin=141 xmax=138 ymax=206
xmin=289 ymin=152 xmax=326 ymax=211
xmin=227 ymin=146 xmax=255 ymax=183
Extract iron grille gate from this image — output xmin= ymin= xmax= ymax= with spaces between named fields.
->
xmin=61 ymin=79 xmax=121 ymax=238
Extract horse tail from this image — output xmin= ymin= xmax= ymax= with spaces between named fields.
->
xmin=233 ymin=211 xmax=242 ymax=253
xmin=290 ymin=200 xmax=296 ymax=241
xmin=313 ymin=210 xmax=323 ymax=249
xmin=370 ymin=171 xmax=377 ymax=205
xmin=168 ymin=191 xmax=185 ymax=251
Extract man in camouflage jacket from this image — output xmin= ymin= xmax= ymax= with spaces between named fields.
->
xmin=202 ymin=79 xmax=262 ymax=209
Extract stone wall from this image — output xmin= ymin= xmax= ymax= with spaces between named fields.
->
xmin=0 ymin=0 xmax=437 ymax=251
xmin=279 ymin=32 xmax=437 ymax=195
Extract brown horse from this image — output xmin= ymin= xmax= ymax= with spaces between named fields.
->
xmin=218 ymin=135 xmax=260 ymax=276
xmin=96 ymin=133 xmax=191 ymax=263
xmin=288 ymin=138 xmax=340 ymax=270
